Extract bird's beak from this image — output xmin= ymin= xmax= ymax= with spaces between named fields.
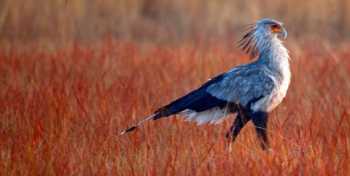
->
xmin=280 ymin=27 xmax=288 ymax=40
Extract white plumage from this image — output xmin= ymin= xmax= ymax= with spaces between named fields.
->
xmin=182 ymin=107 xmax=231 ymax=125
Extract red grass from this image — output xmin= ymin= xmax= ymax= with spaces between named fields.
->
xmin=1 ymin=40 xmax=350 ymax=175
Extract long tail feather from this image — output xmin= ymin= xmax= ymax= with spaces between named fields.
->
xmin=119 ymin=113 xmax=157 ymax=135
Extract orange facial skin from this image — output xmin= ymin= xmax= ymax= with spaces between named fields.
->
xmin=271 ymin=24 xmax=282 ymax=33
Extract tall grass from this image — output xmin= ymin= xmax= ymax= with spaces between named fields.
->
xmin=1 ymin=40 xmax=350 ymax=175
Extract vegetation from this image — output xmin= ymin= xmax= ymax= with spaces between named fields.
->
xmin=1 ymin=40 xmax=350 ymax=175
xmin=1 ymin=0 xmax=350 ymax=45
xmin=1 ymin=0 xmax=350 ymax=175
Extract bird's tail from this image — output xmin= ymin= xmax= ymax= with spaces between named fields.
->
xmin=119 ymin=110 xmax=165 ymax=135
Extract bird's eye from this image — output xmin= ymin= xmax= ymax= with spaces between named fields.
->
xmin=270 ymin=24 xmax=281 ymax=33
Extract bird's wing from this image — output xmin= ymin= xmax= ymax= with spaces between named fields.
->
xmin=206 ymin=67 xmax=275 ymax=109
xmin=154 ymin=73 xmax=228 ymax=117
xmin=152 ymin=72 xmax=239 ymax=125
xmin=152 ymin=65 xmax=274 ymax=125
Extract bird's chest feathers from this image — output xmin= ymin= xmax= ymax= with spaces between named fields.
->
xmin=253 ymin=43 xmax=291 ymax=112
xmin=267 ymin=51 xmax=291 ymax=112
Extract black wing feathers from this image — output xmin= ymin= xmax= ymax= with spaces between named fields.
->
xmin=153 ymin=73 xmax=228 ymax=120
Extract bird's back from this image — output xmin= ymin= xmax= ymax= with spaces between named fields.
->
xmin=207 ymin=64 xmax=275 ymax=109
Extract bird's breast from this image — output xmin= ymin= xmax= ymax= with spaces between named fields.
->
xmin=251 ymin=57 xmax=291 ymax=112
xmin=266 ymin=59 xmax=291 ymax=112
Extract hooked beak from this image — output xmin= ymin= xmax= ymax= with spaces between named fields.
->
xmin=279 ymin=27 xmax=288 ymax=40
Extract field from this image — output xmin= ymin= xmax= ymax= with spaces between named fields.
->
xmin=2 ymin=0 xmax=350 ymax=175
xmin=1 ymin=39 xmax=350 ymax=175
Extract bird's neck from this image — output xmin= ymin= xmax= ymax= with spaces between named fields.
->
xmin=256 ymin=37 xmax=290 ymax=76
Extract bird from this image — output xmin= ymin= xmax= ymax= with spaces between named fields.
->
xmin=120 ymin=18 xmax=291 ymax=150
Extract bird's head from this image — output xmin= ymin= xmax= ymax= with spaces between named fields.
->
xmin=256 ymin=18 xmax=287 ymax=40
xmin=238 ymin=18 xmax=288 ymax=58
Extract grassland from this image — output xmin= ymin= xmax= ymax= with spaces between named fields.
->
xmin=1 ymin=39 xmax=350 ymax=175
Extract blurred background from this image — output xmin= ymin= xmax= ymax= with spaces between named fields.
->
xmin=1 ymin=0 xmax=350 ymax=48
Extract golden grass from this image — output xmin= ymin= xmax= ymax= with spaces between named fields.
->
xmin=1 ymin=0 xmax=350 ymax=45
xmin=1 ymin=40 xmax=350 ymax=175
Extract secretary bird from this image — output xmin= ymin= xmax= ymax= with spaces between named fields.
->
xmin=120 ymin=18 xmax=291 ymax=150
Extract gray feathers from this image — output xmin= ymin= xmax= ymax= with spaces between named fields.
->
xmin=206 ymin=66 xmax=275 ymax=108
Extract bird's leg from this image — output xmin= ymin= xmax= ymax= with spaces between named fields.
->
xmin=225 ymin=112 xmax=250 ymax=153
xmin=225 ymin=113 xmax=251 ymax=142
xmin=250 ymin=111 xmax=269 ymax=150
